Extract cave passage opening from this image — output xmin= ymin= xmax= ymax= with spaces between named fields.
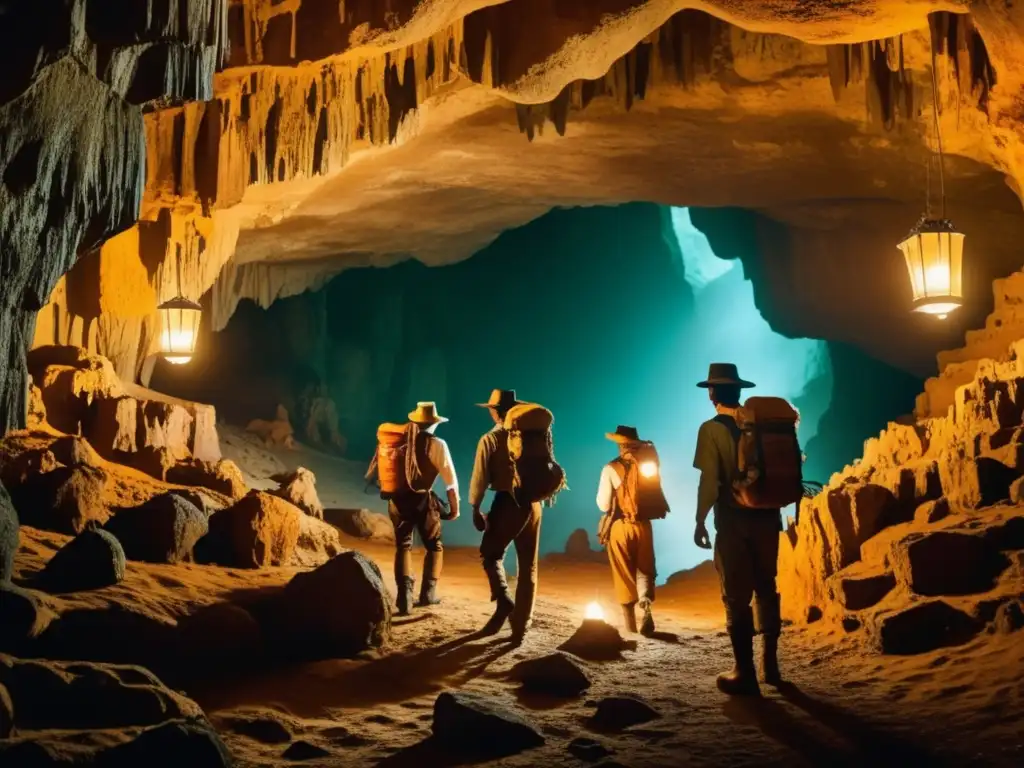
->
xmin=176 ymin=203 xmax=922 ymax=581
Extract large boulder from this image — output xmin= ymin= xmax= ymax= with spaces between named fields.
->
xmin=99 ymin=720 xmax=234 ymax=768
xmin=13 ymin=465 xmax=108 ymax=534
xmin=270 ymin=468 xmax=323 ymax=520
xmin=875 ymin=600 xmax=982 ymax=655
xmin=104 ymin=494 xmax=208 ymax=564
xmin=1 ymin=481 xmax=18 ymax=583
xmin=167 ymin=459 xmax=247 ymax=500
xmin=325 ymin=508 xmax=395 ymax=543
xmin=0 ymin=655 xmax=203 ymax=732
xmin=264 ymin=551 xmax=390 ymax=659
xmin=432 ymin=691 xmax=544 ymax=756
xmin=293 ymin=514 xmax=347 ymax=567
xmin=34 ymin=605 xmax=176 ymax=672
xmin=891 ymin=531 xmax=1010 ymax=597
xmin=196 ymin=492 xmax=301 ymax=568
xmin=37 ymin=526 xmax=126 ymax=593
xmin=47 ymin=435 xmax=103 ymax=469
xmin=0 ymin=446 xmax=59 ymax=489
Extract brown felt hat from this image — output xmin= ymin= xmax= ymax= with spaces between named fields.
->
xmin=696 ymin=363 xmax=755 ymax=389
xmin=605 ymin=425 xmax=642 ymax=443
xmin=476 ymin=389 xmax=522 ymax=410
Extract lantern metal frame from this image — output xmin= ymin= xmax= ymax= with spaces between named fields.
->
xmin=898 ymin=214 xmax=964 ymax=316
xmin=157 ymin=253 xmax=202 ymax=365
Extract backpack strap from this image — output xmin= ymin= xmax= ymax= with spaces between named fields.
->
xmin=713 ymin=413 xmax=742 ymax=443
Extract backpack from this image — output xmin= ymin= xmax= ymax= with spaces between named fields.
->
xmin=718 ymin=397 xmax=803 ymax=509
xmin=503 ymin=403 xmax=567 ymax=506
xmin=612 ymin=441 xmax=670 ymax=522
xmin=371 ymin=422 xmax=433 ymax=499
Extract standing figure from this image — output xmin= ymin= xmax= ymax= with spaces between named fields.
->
xmin=692 ymin=363 xmax=788 ymax=695
xmin=368 ymin=401 xmax=459 ymax=616
xmin=596 ymin=425 xmax=667 ymax=637
xmin=469 ymin=389 xmax=543 ymax=644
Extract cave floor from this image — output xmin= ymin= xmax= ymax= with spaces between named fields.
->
xmin=167 ymin=540 xmax=1020 ymax=768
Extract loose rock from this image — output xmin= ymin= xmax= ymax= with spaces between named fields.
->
xmin=13 ymin=465 xmax=108 ymax=534
xmin=509 ymin=652 xmax=591 ymax=696
xmin=589 ymin=695 xmax=661 ymax=732
xmin=197 ymin=491 xmax=301 ymax=568
xmin=38 ymin=526 xmax=126 ymax=593
xmin=104 ymin=493 xmax=207 ymax=564
xmin=270 ymin=468 xmax=323 ymax=520
xmin=568 ymin=737 xmax=612 ymax=762
xmin=220 ymin=712 xmax=291 ymax=744
xmin=993 ymin=600 xmax=1024 ymax=634
xmin=282 ymin=740 xmax=331 ymax=760
xmin=432 ymin=691 xmax=544 ymax=755
xmin=326 ymin=508 xmax=395 ymax=543
xmin=559 ymin=619 xmax=632 ymax=661
xmin=293 ymin=514 xmax=346 ymax=567
xmin=100 ymin=719 xmax=233 ymax=768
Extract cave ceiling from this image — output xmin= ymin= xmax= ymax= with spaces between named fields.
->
xmin=12 ymin=0 xmax=1024 ymax=406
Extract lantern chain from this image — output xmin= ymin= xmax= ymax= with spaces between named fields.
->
xmin=929 ymin=20 xmax=946 ymax=220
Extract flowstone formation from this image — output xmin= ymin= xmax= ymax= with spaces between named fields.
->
xmin=781 ymin=270 xmax=1024 ymax=656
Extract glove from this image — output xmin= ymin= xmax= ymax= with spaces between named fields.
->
xmin=694 ymin=521 xmax=712 ymax=550
xmin=472 ymin=509 xmax=487 ymax=532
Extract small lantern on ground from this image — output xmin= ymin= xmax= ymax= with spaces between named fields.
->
xmin=897 ymin=216 xmax=964 ymax=320
xmin=158 ymin=296 xmax=202 ymax=365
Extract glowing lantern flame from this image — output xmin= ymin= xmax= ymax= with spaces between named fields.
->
xmin=898 ymin=217 xmax=964 ymax=319
xmin=584 ymin=602 xmax=604 ymax=621
xmin=639 ymin=461 xmax=658 ymax=479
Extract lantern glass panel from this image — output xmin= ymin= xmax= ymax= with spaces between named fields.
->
xmin=160 ymin=305 xmax=201 ymax=365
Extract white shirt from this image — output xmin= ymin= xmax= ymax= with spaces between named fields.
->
xmin=596 ymin=463 xmax=622 ymax=513
xmin=424 ymin=430 xmax=459 ymax=496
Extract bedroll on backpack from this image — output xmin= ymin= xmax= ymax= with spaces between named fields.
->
xmin=375 ymin=423 xmax=409 ymax=498
xmin=732 ymin=397 xmax=803 ymax=509
xmin=504 ymin=403 xmax=567 ymax=506
xmin=616 ymin=441 xmax=670 ymax=522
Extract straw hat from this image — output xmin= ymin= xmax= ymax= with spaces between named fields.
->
xmin=476 ymin=389 xmax=522 ymax=410
xmin=605 ymin=425 xmax=642 ymax=443
xmin=408 ymin=402 xmax=448 ymax=425
xmin=696 ymin=363 xmax=755 ymax=389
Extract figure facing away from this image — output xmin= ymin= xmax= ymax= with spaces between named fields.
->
xmin=469 ymin=389 xmax=545 ymax=644
xmin=368 ymin=401 xmax=460 ymax=616
xmin=596 ymin=425 xmax=669 ymax=637
xmin=692 ymin=363 xmax=785 ymax=695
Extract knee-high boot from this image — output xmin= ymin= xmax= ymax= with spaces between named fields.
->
xmin=717 ymin=604 xmax=760 ymax=696
xmin=394 ymin=549 xmax=414 ymax=616
xmin=480 ymin=559 xmax=514 ymax=635
xmin=416 ymin=549 xmax=443 ymax=607
xmin=756 ymin=592 xmax=783 ymax=685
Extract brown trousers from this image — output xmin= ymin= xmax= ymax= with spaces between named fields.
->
xmin=607 ymin=518 xmax=656 ymax=605
xmin=479 ymin=491 xmax=542 ymax=631
xmin=713 ymin=511 xmax=781 ymax=638
xmin=388 ymin=493 xmax=443 ymax=584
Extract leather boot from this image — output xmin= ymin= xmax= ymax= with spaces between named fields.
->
xmin=395 ymin=577 xmax=415 ymax=616
xmin=415 ymin=550 xmax=443 ymax=607
xmin=481 ymin=594 xmax=515 ymax=636
xmin=394 ymin=549 xmax=414 ymax=616
xmin=717 ymin=631 xmax=761 ymax=696
xmin=620 ymin=603 xmax=638 ymax=634
xmin=638 ymin=599 xmax=655 ymax=637
xmin=761 ymin=634 xmax=782 ymax=686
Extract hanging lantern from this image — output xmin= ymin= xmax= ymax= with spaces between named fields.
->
xmin=158 ymin=296 xmax=202 ymax=365
xmin=897 ymin=216 xmax=964 ymax=319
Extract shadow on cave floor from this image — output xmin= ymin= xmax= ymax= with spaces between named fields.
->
xmin=188 ymin=629 xmax=519 ymax=716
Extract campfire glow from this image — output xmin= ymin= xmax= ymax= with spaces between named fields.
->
xmin=585 ymin=602 xmax=605 ymax=621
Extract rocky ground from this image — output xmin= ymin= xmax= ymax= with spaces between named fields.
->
xmin=4 ymin=524 xmax=1022 ymax=767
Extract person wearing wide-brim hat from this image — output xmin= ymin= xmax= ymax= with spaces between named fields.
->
xmin=469 ymin=389 xmax=542 ymax=643
xmin=388 ymin=401 xmax=459 ymax=616
xmin=692 ymin=363 xmax=784 ymax=696
xmin=597 ymin=425 xmax=660 ymax=637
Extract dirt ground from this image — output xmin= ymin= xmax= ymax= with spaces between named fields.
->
xmin=165 ymin=537 xmax=1017 ymax=768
